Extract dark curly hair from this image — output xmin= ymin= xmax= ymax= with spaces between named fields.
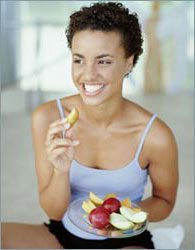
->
xmin=65 ymin=2 xmax=143 ymax=67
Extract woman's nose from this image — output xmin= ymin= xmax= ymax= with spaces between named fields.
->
xmin=83 ymin=63 xmax=97 ymax=81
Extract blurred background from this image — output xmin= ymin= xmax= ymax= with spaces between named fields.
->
xmin=1 ymin=1 xmax=194 ymax=249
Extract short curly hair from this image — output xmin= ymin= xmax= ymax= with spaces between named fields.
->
xmin=65 ymin=2 xmax=143 ymax=67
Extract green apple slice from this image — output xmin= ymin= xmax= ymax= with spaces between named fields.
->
xmin=120 ymin=206 xmax=136 ymax=220
xmin=130 ymin=211 xmax=148 ymax=223
xmin=120 ymin=206 xmax=148 ymax=223
xmin=110 ymin=212 xmax=134 ymax=230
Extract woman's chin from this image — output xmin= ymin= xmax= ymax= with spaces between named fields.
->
xmin=79 ymin=88 xmax=108 ymax=106
xmin=81 ymin=96 xmax=105 ymax=106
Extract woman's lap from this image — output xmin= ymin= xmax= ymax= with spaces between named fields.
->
xmin=1 ymin=220 xmax=154 ymax=249
xmin=45 ymin=219 xmax=155 ymax=249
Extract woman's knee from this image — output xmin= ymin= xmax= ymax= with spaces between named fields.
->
xmin=1 ymin=222 xmax=63 ymax=249
xmin=1 ymin=222 xmax=10 ymax=248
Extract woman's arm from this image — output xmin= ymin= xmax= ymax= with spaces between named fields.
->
xmin=139 ymin=119 xmax=179 ymax=222
xmin=31 ymin=103 xmax=78 ymax=220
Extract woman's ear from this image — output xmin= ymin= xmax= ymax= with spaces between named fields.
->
xmin=125 ymin=55 xmax=134 ymax=75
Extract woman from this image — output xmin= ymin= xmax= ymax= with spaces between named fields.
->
xmin=2 ymin=2 xmax=178 ymax=249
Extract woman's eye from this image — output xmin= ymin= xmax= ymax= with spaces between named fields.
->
xmin=98 ymin=60 xmax=112 ymax=65
xmin=73 ymin=59 xmax=83 ymax=64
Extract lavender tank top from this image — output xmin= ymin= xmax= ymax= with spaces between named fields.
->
xmin=56 ymin=98 xmax=157 ymax=240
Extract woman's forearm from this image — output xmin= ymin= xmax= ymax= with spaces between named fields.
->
xmin=39 ymin=170 xmax=71 ymax=220
xmin=138 ymin=196 xmax=174 ymax=222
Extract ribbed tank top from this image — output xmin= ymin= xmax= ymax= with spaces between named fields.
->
xmin=56 ymin=98 xmax=157 ymax=240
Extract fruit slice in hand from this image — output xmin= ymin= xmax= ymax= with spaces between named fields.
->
xmin=120 ymin=206 xmax=148 ymax=223
xmin=110 ymin=212 xmax=134 ymax=230
xmin=121 ymin=198 xmax=131 ymax=208
xmin=89 ymin=192 xmax=104 ymax=206
xmin=82 ymin=200 xmax=96 ymax=214
xmin=67 ymin=108 xmax=79 ymax=127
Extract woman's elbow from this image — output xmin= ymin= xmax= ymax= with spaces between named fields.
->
xmin=39 ymin=198 xmax=65 ymax=221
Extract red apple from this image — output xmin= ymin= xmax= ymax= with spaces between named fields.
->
xmin=102 ymin=197 xmax=121 ymax=213
xmin=88 ymin=206 xmax=110 ymax=229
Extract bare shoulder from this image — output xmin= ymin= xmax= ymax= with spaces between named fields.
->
xmin=31 ymin=95 xmax=79 ymax=125
xmin=128 ymin=100 xmax=177 ymax=145
xmin=125 ymin=99 xmax=178 ymax=161
xmin=31 ymin=100 xmax=58 ymax=127
xmin=147 ymin=115 xmax=178 ymax=163
xmin=151 ymin=116 xmax=177 ymax=149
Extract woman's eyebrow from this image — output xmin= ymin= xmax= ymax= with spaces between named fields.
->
xmin=72 ymin=53 xmax=114 ymax=59
xmin=95 ymin=54 xmax=114 ymax=59
xmin=73 ymin=53 xmax=84 ymax=58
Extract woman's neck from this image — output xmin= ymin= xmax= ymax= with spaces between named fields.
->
xmin=80 ymin=95 xmax=127 ymax=129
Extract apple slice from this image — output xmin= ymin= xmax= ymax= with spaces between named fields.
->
xmin=132 ymin=222 xmax=144 ymax=231
xmin=67 ymin=108 xmax=79 ymax=127
xmin=82 ymin=199 xmax=96 ymax=214
xmin=120 ymin=206 xmax=148 ymax=223
xmin=89 ymin=192 xmax=104 ymax=206
xmin=130 ymin=211 xmax=148 ymax=223
xmin=120 ymin=206 xmax=136 ymax=220
xmin=110 ymin=212 xmax=134 ymax=230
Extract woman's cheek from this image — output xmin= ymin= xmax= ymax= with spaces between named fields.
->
xmin=72 ymin=67 xmax=81 ymax=82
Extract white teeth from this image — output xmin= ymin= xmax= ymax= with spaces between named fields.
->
xmin=84 ymin=84 xmax=104 ymax=93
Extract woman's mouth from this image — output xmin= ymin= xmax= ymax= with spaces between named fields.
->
xmin=82 ymin=83 xmax=106 ymax=96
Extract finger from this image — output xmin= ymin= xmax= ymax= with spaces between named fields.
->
xmin=49 ymin=117 xmax=69 ymax=129
xmin=45 ymin=124 xmax=70 ymax=146
xmin=48 ymin=147 xmax=73 ymax=163
xmin=49 ymin=125 xmax=66 ymax=137
xmin=45 ymin=126 xmax=63 ymax=146
xmin=65 ymin=127 xmax=74 ymax=138
xmin=49 ymin=138 xmax=79 ymax=151
xmin=47 ymin=147 xmax=66 ymax=161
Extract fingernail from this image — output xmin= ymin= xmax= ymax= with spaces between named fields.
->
xmin=64 ymin=123 xmax=70 ymax=129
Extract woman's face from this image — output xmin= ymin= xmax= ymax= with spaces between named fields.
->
xmin=71 ymin=30 xmax=133 ymax=106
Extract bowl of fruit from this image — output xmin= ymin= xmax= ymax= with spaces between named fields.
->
xmin=67 ymin=192 xmax=149 ymax=238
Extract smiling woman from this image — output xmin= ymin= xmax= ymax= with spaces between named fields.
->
xmin=2 ymin=2 xmax=178 ymax=249
xmin=71 ymin=30 xmax=134 ymax=106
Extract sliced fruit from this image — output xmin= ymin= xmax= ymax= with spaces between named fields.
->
xmin=120 ymin=206 xmax=136 ymax=220
xmin=130 ymin=211 xmax=148 ymax=223
xmin=110 ymin=212 xmax=134 ymax=230
xmin=132 ymin=207 xmax=141 ymax=212
xmin=87 ymin=200 xmax=96 ymax=208
xmin=82 ymin=199 xmax=96 ymax=214
xmin=89 ymin=192 xmax=104 ymax=205
xmin=132 ymin=223 xmax=144 ymax=231
xmin=121 ymin=198 xmax=131 ymax=208
xmin=67 ymin=108 xmax=79 ymax=127
xmin=104 ymin=193 xmax=117 ymax=200
xmin=120 ymin=206 xmax=148 ymax=223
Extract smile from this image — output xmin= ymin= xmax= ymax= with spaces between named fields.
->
xmin=82 ymin=83 xmax=106 ymax=96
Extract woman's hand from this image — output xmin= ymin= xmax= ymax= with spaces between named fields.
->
xmin=45 ymin=118 xmax=79 ymax=173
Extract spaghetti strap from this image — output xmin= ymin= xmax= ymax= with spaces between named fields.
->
xmin=56 ymin=98 xmax=65 ymax=119
xmin=135 ymin=114 xmax=157 ymax=160
xmin=56 ymin=98 xmax=66 ymax=138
